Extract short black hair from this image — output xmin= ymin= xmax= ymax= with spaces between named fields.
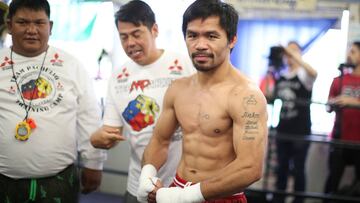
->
xmin=114 ymin=0 xmax=155 ymax=30
xmin=7 ymin=0 xmax=50 ymax=20
xmin=182 ymin=0 xmax=238 ymax=42
xmin=353 ymin=41 xmax=360 ymax=50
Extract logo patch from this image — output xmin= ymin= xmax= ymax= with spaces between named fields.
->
xmin=117 ymin=67 xmax=130 ymax=82
xmin=21 ymin=77 xmax=52 ymax=100
xmin=50 ymin=53 xmax=63 ymax=66
xmin=130 ymin=79 xmax=151 ymax=93
xmin=168 ymin=59 xmax=183 ymax=75
xmin=8 ymin=86 xmax=16 ymax=94
xmin=12 ymin=65 xmax=64 ymax=113
xmin=122 ymin=95 xmax=160 ymax=132
xmin=0 ymin=56 xmax=14 ymax=70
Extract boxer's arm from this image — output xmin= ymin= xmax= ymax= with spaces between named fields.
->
xmin=138 ymin=82 xmax=179 ymax=202
xmin=200 ymin=86 xmax=268 ymax=200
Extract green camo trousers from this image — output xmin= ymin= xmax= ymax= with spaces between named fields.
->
xmin=0 ymin=164 xmax=79 ymax=203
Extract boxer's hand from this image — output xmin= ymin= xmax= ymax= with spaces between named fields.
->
xmin=137 ymin=164 xmax=159 ymax=202
xmin=156 ymin=183 xmax=205 ymax=203
xmin=148 ymin=179 xmax=163 ymax=203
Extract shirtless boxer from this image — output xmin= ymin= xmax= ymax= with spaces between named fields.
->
xmin=138 ymin=0 xmax=268 ymax=202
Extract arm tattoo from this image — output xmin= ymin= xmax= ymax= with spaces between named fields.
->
xmin=243 ymin=95 xmax=257 ymax=106
xmin=242 ymin=111 xmax=260 ymax=140
xmin=199 ymin=112 xmax=210 ymax=120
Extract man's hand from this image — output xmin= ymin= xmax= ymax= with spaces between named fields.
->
xmin=329 ymin=95 xmax=360 ymax=107
xmin=148 ymin=179 xmax=163 ymax=203
xmin=137 ymin=164 xmax=159 ymax=202
xmin=90 ymin=126 xmax=125 ymax=149
xmin=156 ymin=183 xmax=205 ymax=203
xmin=81 ymin=168 xmax=102 ymax=194
xmin=283 ymin=45 xmax=302 ymax=61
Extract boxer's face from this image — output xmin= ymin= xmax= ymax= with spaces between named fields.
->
xmin=117 ymin=21 xmax=158 ymax=66
xmin=185 ymin=16 xmax=236 ymax=72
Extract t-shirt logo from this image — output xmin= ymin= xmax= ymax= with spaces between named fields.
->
xmin=122 ymin=94 xmax=159 ymax=132
xmin=0 ymin=56 xmax=13 ymax=70
xmin=8 ymin=86 xmax=16 ymax=94
xmin=343 ymin=86 xmax=360 ymax=98
xmin=117 ymin=67 xmax=130 ymax=82
xmin=21 ymin=77 xmax=52 ymax=100
xmin=168 ymin=59 xmax=183 ymax=75
xmin=50 ymin=53 xmax=63 ymax=66
xmin=130 ymin=79 xmax=151 ymax=93
xmin=13 ymin=65 xmax=64 ymax=112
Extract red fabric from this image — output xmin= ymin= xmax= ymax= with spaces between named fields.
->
xmin=329 ymin=74 xmax=360 ymax=141
xmin=170 ymin=173 xmax=247 ymax=203
xmin=259 ymin=73 xmax=275 ymax=96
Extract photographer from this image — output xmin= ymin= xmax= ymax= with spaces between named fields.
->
xmin=324 ymin=41 xmax=360 ymax=202
xmin=270 ymin=41 xmax=317 ymax=203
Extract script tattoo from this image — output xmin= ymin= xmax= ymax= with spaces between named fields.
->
xmin=241 ymin=111 xmax=260 ymax=141
xmin=241 ymin=112 xmax=259 ymax=119
xmin=240 ymin=94 xmax=259 ymax=140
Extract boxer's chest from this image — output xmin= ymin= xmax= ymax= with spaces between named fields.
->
xmin=175 ymin=88 xmax=232 ymax=136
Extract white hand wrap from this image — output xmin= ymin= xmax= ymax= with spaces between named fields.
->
xmin=156 ymin=183 xmax=205 ymax=203
xmin=137 ymin=164 xmax=159 ymax=202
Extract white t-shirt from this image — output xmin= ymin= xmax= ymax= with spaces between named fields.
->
xmin=103 ymin=50 xmax=194 ymax=196
xmin=0 ymin=47 xmax=106 ymax=179
xmin=282 ymin=67 xmax=316 ymax=91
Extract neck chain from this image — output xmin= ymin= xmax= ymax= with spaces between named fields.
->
xmin=10 ymin=47 xmax=49 ymax=121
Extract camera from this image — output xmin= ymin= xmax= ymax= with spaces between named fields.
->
xmin=268 ymin=46 xmax=285 ymax=71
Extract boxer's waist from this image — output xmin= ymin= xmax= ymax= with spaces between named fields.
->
xmin=171 ymin=173 xmax=245 ymax=197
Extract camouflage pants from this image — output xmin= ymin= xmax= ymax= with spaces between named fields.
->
xmin=0 ymin=164 xmax=79 ymax=203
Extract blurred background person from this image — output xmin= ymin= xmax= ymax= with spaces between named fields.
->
xmin=270 ymin=41 xmax=318 ymax=203
xmin=324 ymin=41 xmax=360 ymax=203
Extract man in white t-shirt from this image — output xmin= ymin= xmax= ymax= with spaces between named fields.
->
xmin=0 ymin=0 xmax=106 ymax=202
xmin=90 ymin=1 xmax=194 ymax=202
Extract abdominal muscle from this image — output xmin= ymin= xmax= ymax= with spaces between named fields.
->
xmin=176 ymin=131 xmax=236 ymax=183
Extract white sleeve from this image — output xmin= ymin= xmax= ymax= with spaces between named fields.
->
xmin=102 ymin=74 xmax=123 ymax=127
xmin=75 ymin=62 xmax=107 ymax=170
xmin=297 ymin=68 xmax=316 ymax=91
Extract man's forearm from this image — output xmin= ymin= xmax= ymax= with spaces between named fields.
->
xmin=138 ymin=136 xmax=171 ymax=202
xmin=200 ymin=159 xmax=262 ymax=200
xmin=142 ymin=136 xmax=170 ymax=170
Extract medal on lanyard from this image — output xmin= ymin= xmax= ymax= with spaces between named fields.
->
xmin=10 ymin=47 xmax=48 ymax=141
xmin=15 ymin=118 xmax=37 ymax=141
